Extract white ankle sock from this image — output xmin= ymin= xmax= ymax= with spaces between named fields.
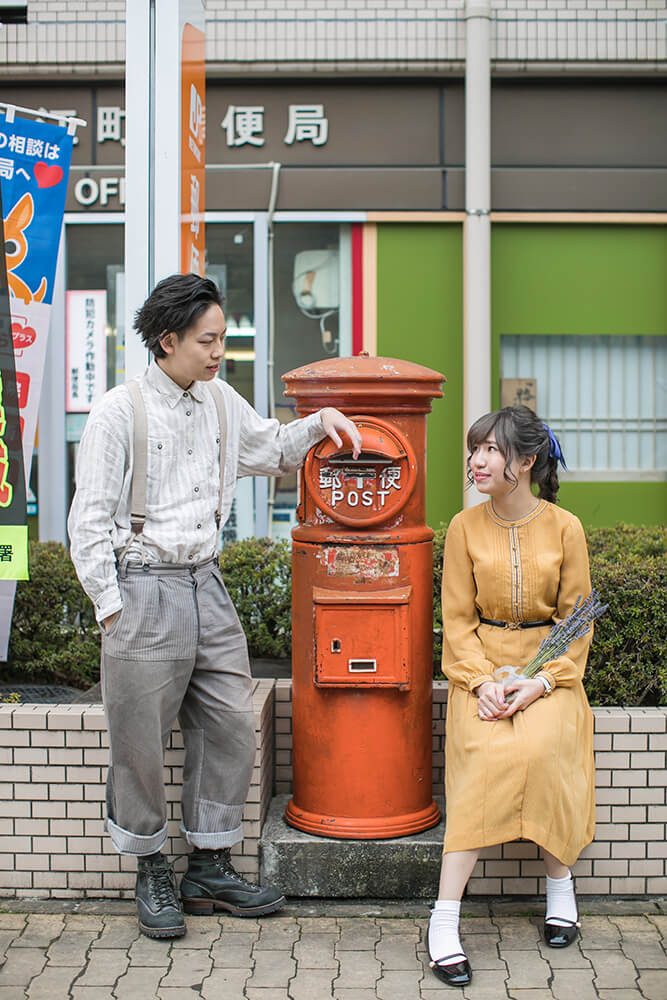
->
xmin=428 ymin=900 xmax=466 ymax=966
xmin=545 ymin=872 xmax=578 ymax=927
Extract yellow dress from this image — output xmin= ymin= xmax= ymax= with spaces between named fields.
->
xmin=441 ymin=500 xmax=595 ymax=866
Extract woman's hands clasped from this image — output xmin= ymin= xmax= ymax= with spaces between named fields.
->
xmin=476 ymin=675 xmax=545 ymax=721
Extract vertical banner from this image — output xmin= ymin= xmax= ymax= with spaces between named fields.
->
xmin=66 ymin=290 xmax=107 ymax=412
xmin=0 ymin=112 xmax=74 ymax=478
xmin=180 ymin=21 xmax=206 ymax=276
xmin=0 ymin=184 xmax=27 ymax=580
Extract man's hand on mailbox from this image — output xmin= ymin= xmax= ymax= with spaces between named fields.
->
xmin=320 ymin=408 xmax=362 ymax=460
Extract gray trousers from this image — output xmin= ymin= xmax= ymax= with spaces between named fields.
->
xmin=100 ymin=557 xmax=256 ymax=856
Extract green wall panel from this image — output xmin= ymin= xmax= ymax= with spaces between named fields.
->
xmin=492 ymin=225 xmax=667 ymax=337
xmin=376 ymin=224 xmax=463 ymax=527
xmin=559 ymin=481 xmax=666 ymax=528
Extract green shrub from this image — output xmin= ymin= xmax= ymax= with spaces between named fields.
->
xmin=7 ymin=541 xmax=101 ymax=688
xmin=586 ymin=523 xmax=665 ymax=563
xmin=219 ymin=537 xmax=292 ymax=659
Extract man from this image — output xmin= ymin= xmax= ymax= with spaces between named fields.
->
xmin=68 ymin=272 xmax=360 ymax=938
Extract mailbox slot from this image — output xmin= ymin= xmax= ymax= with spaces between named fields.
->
xmin=313 ymin=586 xmax=411 ymax=689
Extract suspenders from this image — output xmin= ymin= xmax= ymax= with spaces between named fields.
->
xmin=125 ymin=379 xmax=228 ymax=540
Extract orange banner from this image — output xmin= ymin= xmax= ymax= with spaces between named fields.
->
xmin=180 ymin=22 xmax=205 ymax=276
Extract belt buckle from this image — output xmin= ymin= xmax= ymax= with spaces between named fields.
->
xmin=505 ymin=621 xmax=521 ymax=630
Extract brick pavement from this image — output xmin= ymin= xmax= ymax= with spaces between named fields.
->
xmin=0 ymin=900 xmax=664 ymax=999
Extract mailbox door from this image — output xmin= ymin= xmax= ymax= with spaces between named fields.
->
xmin=313 ymin=586 xmax=411 ymax=689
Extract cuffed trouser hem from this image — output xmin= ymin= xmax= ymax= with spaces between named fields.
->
xmin=106 ymin=816 xmax=169 ymax=856
xmin=181 ymin=824 xmax=243 ymax=849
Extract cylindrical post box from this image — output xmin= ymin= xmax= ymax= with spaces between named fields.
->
xmin=282 ymin=356 xmax=445 ymax=839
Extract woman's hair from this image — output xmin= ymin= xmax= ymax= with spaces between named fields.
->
xmin=466 ymin=405 xmax=562 ymax=503
xmin=133 ymin=273 xmax=224 ymax=358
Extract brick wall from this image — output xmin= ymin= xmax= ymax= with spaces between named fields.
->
xmin=274 ymin=679 xmax=667 ymax=896
xmin=0 ymin=680 xmax=665 ymax=898
xmin=0 ymin=679 xmax=274 ymax=899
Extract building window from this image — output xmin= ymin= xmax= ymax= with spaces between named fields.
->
xmin=501 ymin=335 xmax=666 ymax=477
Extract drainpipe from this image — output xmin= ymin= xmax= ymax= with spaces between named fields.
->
xmin=463 ymin=0 xmax=492 ymax=507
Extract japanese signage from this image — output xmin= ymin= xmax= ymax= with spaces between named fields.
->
xmin=306 ymin=419 xmax=417 ymax=528
xmin=0 ymin=183 xmax=27 ymax=581
xmin=0 ymin=109 xmax=73 ymax=487
xmin=180 ymin=21 xmax=206 ymax=276
xmin=66 ymin=291 xmax=107 ymax=413
xmin=221 ymin=103 xmax=328 ymax=148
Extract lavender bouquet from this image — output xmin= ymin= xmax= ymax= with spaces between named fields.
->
xmin=494 ymin=590 xmax=608 ymax=696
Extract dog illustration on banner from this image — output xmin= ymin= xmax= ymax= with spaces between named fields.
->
xmin=4 ymin=192 xmax=48 ymax=305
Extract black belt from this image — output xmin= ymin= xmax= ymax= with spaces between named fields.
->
xmin=479 ymin=617 xmax=554 ymax=630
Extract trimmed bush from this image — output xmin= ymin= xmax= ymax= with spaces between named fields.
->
xmin=7 ymin=541 xmax=101 ymax=688
xmin=219 ymin=536 xmax=292 ymax=659
xmin=7 ymin=523 xmax=665 ymax=705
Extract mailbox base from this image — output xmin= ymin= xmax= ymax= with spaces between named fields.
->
xmin=284 ymin=797 xmax=441 ymax=840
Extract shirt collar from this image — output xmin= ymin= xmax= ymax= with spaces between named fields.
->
xmin=145 ymin=360 xmax=206 ymax=407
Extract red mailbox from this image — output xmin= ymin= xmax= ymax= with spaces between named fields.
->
xmin=282 ymin=356 xmax=444 ymax=839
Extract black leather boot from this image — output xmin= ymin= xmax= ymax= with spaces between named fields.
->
xmin=136 ymin=853 xmax=186 ymax=939
xmin=180 ymin=848 xmax=285 ymax=917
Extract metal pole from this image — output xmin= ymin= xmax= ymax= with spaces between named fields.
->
xmin=463 ymin=0 xmax=492 ymax=507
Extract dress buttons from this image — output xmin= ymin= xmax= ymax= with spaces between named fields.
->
xmin=186 ymin=410 xmax=192 ymax=416
xmin=188 ymin=449 xmax=193 ymax=455
xmin=196 ymin=523 xmax=201 ymax=530
xmin=157 ymin=443 xmax=163 ymax=450
xmin=194 ymin=486 xmax=199 ymax=493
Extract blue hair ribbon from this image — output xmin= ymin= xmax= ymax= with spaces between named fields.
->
xmin=543 ymin=424 xmax=567 ymax=470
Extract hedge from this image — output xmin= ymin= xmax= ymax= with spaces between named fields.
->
xmin=6 ymin=524 xmax=666 ymax=707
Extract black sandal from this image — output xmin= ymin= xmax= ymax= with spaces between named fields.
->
xmin=543 ymin=916 xmax=580 ymax=948
xmin=428 ymin=950 xmax=472 ymax=987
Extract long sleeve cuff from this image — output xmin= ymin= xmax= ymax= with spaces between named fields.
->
xmin=92 ymin=585 xmax=123 ymax=625
xmin=469 ymin=673 xmax=495 ymax=693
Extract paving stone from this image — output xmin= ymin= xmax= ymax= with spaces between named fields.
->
xmin=288 ymin=967 xmax=339 ymax=999
xmin=0 ymin=933 xmax=22 ymax=961
xmin=376 ymin=918 xmax=419 ymax=937
xmin=253 ymin=918 xmax=300 ymax=951
xmin=13 ymin=916 xmax=65 ymax=949
xmin=618 ymin=931 xmax=667 ymax=969
xmin=537 ymin=941 xmax=592 ymax=968
xmin=588 ymin=948 xmax=639 ymax=989
xmin=26 ymin=964 xmax=82 ymax=998
xmin=647 ymin=915 xmax=667 ymax=939
xmin=46 ymin=930 xmax=96 ymax=966
xmin=377 ymin=969 xmax=423 ymax=999
xmin=63 ymin=917 xmax=104 ymax=931
xmin=210 ymin=931 xmax=257 ymax=967
xmin=70 ymin=989 xmax=116 ymax=1000
xmin=127 ymin=935 xmax=173 ymax=967
xmin=333 ymin=991 xmax=377 ymax=1000
xmin=456 ymin=969 xmax=509 ymax=998
xmin=579 ymin=916 xmax=621 ymax=950
xmin=636 ymin=970 xmax=667 ymax=1000
xmin=200 ymin=967 xmax=252 ymax=998
xmin=76 ymin=949 xmax=128 ymax=987
xmin=92 ymin=917 xmax=140 ymax=950
xmin=244 ymin=990 xmax=291 ymax=1000
xmin=494 ymin=918 xmax=541 ymax=950
xmin=246 ymin=950 xmax=296 ymax=989
xmin=460 ymin=918 xmax=499 ymax=936
xmin=293 ymin=932 xmax=338 ymax=969
xmin=376 ymin=933 xmax=421 ymax=970
xmin=218 ymin=916 xmax=261 ymax=933
xmin=113 ymin=965 xmax=166 ymax=1000
xmin=0 ymin=988 xmax=26 ymax=999
xmin=0 ymin=949 xmax=47 ymax=987
xmin=336 ymin=919 xmax=380 ymax=951
xmin=159 ymin=947 xmax=212 ymax=988
xmin=597 ymin=991 xmax=651 ymax=1000
xmin=506 ymin=992 xmax=554 ymax=1000
xmin=610 ymin=916 xmax=657 ymax=933
xmin=298 ymin=917 xmax=338 ymax=933
xmin=504 ymin=949 xmax=551 ymax=990
xmin=335 ymin=950 xmax=382 ymax=989
xmin=462 ymin=932 xmax=504 ymax=970
xmin=170 ymin=920 xmax=220 ymax=949
xmin=158 ymin=990 xmax=210 ymax=1000
xmin=0 ymin=919 xmax=25 ymax=931
xmin=550 ymin=968 xmax=599 ymax=1000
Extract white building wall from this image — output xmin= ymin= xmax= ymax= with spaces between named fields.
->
xmin=0 ymin=0 xmax=664 ymax=76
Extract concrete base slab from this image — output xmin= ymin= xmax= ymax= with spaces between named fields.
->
xmin=259 ymin=795 xmax=445 ymax=899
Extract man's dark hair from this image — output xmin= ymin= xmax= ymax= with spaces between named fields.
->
xmin=133 ymin=273 xmax=224 ymax=358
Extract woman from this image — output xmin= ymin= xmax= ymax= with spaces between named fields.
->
xmin=429 ymin=406 xmax=595 ymax=988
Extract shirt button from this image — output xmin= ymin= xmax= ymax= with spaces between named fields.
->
xmin=188 ymin=554 xmax=194 ymax=560
xmin=186 ymin=410 xmax=192 ymax=416
xmin=216 ymin=437 xmax=220 ymax=444
xmin=194 ymin=486 xmax=199 ymax=493
xmin=196 ymin=523 xmax=201 ymax=529
xmin=188 ymin=449 xmax=193 ymax=456
xmin=183 ymin=391 xmax=189 ymax=397
xmin=157 ymin=443 xmax=163 ymax=450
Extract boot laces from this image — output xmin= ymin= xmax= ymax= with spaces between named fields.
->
xmin=145 ymin=860 xmax=178 ymax=909
xmin=212 ymin=849 xmax=261 ymax=890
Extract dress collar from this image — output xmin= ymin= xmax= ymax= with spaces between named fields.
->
xmin=145 ymin=360 xmax=206 ymax=408
xmin=485 ymin=498 xmax=548 ymax=528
